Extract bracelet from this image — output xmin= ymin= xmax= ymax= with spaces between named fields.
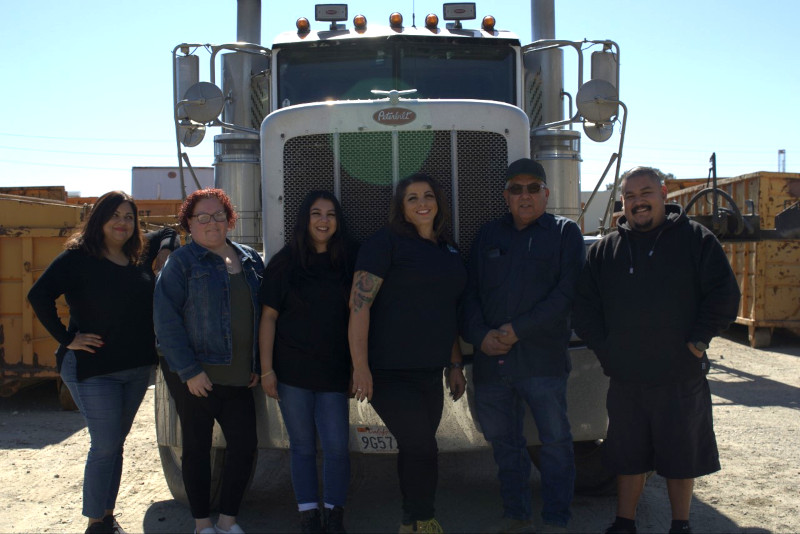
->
xmin=449 ymin=361 xmax=464 ymax=370
xmin=260 ymin=370 xmax=275 ymax=378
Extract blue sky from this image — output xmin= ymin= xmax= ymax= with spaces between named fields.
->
xmin=1 ymin=0 xmax=798 ymax=196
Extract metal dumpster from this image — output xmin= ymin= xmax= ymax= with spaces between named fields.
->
xmin=0 ymin=194 xmax=88 ymax=405
xmin=667 ymin=172 xmax=800 ymax=347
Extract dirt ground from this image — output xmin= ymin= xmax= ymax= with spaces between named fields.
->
xmin=2 ymin=324 xmax=799 ymax=533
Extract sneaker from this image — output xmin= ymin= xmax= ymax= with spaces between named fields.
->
xmin=398 ymin=518 xmax=444 ymax=533
xmin=102 ymin=515 xmax=126 ymax=534
xmin=605 ymin=518 xmax=637 ymax=534
xmin=85 ymin=521 xmax=112 ymax=534
xmin=215 ymin=524 xmax=245 ymax=534
xmin=300 ymin=509 xmax=324 ymax=534
xmin=491 ymin=517 xmax=536 ymax=534
xmin=323 ymin=506 xmax=346 ymax=533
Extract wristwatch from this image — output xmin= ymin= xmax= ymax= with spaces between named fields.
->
xmin=692 ymin=340 xmax=709 ymax=352
xmin=449 ymin=361 xmax=464 ymax=370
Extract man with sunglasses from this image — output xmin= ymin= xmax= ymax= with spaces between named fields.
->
xmin=461 ymin=158 xmax=585 ymax=533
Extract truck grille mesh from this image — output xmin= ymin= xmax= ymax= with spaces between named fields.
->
xmin=282 ymin=131 xmax=508 ymax=259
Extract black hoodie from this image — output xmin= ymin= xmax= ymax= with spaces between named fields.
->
xmin=572 ymin=204 xmax=741 ymax=384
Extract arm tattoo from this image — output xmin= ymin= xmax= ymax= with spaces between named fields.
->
xmin=350 ymin=271 xmax=383 ymax=313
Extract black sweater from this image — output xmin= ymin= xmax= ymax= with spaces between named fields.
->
xmin=27 ymin=248 xmax=159 ymax=380
xmin=572 ymin=204 xmax=740 ymax=384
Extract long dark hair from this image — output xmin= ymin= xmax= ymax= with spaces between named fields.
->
xmin=389 ymin=173 xmax=452 ymax=244
xmin=64 ymin=191 xmax=144 ymax=263
xmin=278 ymin=190 xmax=352 ymax=273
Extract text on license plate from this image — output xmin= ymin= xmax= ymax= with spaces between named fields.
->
xmin=356 ymin=426 xmax=397 ymax=453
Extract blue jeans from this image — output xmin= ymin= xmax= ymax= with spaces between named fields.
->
xmin=475 ymin=374 xmax=575 ymax=527
xmin=60 ymin=351 xmax=153 ymax=518
xmin=277 ymin=382 xmax=350 ymax=508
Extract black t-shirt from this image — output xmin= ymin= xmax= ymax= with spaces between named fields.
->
xmin=27 ymin=249 xmax=158 ymax=380
xmin=259 ymin=248 xmax=353 ymax=392
xmin=356 ymin=227 xmax=467 ymax=370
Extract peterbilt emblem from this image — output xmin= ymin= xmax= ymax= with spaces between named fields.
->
xmin=373 ymin=107 xmax=416 ymax=125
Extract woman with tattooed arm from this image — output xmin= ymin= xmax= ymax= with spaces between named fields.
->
xmin=348 ymin=173 xmax=467 ymax=533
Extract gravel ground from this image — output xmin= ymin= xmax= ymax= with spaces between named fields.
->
xmin=2 ymin=325 xmax=798 ymax=533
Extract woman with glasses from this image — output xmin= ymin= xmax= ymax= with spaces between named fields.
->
xmin=258 ymin=191 xmax=357 ymax=533
xmin=27 ymin=191 xmax=159 ymax=534
xmin=154 ymin=188 xmax=264 ymax=534
xmin=349 ymin=174 xmax=467 ymax=533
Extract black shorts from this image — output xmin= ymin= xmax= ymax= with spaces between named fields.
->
xmin=603 ymin=375 xmax=720 ymax=479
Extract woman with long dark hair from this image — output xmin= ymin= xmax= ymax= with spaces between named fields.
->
xmin=154 ymin=188 xmax=264 ymax=534
xmin=28 ymin=191 xmax=158 ymax=534
xmin=349 ymin=174 xmax=467 ymax=533
xmin=259 ymin=191 xmax=356 ymax=533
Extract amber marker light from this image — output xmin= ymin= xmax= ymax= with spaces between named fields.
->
xmin=296 ymin=17 xmax=310 ymax=33
xmin=425 ymin=13 xmax=439 ymax=30
xmin=389 ymin=12 xmax=403 ymax=28
xmin=353 ymin=14 xmax=366 ymax=30
xmin=482 ymin=15 xmax=496 ymax=32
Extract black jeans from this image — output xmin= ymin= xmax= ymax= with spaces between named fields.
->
xmin=162 ymin=365 xmax=257 ymax=518
xmin=370 ymin=368 xmax=444 ymax=522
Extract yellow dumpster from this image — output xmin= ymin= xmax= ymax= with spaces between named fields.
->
xmin=667 ymin=172 xmax=800 ymax=347
xmin=0 ymin=194 xmax=88 ymax=405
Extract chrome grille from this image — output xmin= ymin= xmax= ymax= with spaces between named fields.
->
xmin=282 ymin=130 xmax=509 ymax=258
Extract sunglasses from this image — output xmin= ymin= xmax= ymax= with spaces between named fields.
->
xmin=191 ymin=210 xmax=228 ymax=224
xmin=505 ymin=183 xmax=546 ymax=195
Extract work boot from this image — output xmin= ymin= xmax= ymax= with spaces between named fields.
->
xmin=323 ymin=506 xmax=346 ymax=533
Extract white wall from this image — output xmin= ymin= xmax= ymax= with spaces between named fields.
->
xmin=580 ymin=190 xmax=614 ymax=234
xmin=131 ymin=167 xmax=214 ymax=200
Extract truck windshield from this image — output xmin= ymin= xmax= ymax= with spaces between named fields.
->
xmin=277 ymin=38 xmax=516 ymax=107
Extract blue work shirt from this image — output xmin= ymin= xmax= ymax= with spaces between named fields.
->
xmin=154 ymin=239 xmax=264 ymax=382
xmin=460 ymin=213 xmax=585 ymax=384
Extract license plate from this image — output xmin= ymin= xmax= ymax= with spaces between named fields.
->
xmin=356 ymin=426 xmax=397 ymax=453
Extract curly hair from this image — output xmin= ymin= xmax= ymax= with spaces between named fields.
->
xmin=178 ymin=188 xmax=238 ymax=232
xmin=388 ymin=173 xmax=452 ymax=244
xmin=64 ymin=191 xmax=144 ymax=263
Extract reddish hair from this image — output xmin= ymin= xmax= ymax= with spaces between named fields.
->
xmin=178 ymin=188 xmax=238 ymax=232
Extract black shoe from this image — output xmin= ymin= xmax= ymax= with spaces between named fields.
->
xmin=300 ymin=509 xmax=324 ymax=534
xmin=323 ymin=506 xmax=346 ymax=533
xmin=85 ymin=521 xmax=112 ymax=534
xmin=605 ymin=519 xmax=637 ymax=534
xmin=103 ymin=515 xmax=126 ymax=534
xmin=668 ymin=525 xmax=692 ymax=534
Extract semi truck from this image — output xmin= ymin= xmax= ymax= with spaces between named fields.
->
xmin=158 ymin=0 xmax=626 ymax=503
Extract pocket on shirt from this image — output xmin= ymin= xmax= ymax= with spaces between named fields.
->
xmin=483 ymin=254 xmax=511 ymax=289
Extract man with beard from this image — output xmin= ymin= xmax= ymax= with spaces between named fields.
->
xmin=572 ymin=166 xmax=740 ymax=534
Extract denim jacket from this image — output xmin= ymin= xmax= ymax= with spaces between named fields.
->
xmin=154 ymin=239 xmax=265 ymax=382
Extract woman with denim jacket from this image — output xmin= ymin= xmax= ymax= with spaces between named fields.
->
xmin=154 ymin=188 xmax=264 ymax=534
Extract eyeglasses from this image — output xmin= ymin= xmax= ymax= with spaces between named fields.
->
xmin=506 ymin=182 xmax=546 ymax=195
xmin=191 ymin=210 xmax=228 ymax=224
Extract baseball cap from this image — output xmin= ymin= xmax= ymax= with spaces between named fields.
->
xmin=506 ymin=158 xmax=546 ymax=183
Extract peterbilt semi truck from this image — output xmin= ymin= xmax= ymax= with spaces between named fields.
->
xmin=158 ymin=0 xmax=625 ymax=503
